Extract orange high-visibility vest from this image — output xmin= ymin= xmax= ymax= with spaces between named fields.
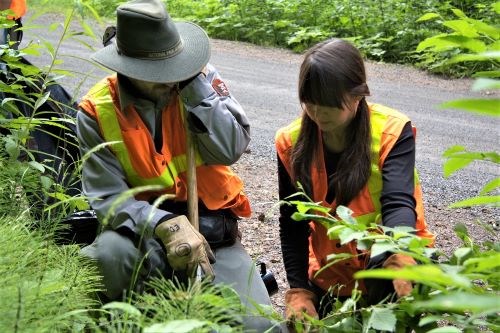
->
xmin=275 ymin=103 xmax=435 ymax=295
xmin=5 ymin=0 xmax=26 ymax=19
xmin=79 ymin=75 xmax=251 ymax=217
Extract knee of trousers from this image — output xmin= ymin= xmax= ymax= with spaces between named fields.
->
xmin=81 ymin=230 xmax=143 ymax=300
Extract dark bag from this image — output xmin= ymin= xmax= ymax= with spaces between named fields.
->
xmin=199 ymin=211 xmax=239 ymax=249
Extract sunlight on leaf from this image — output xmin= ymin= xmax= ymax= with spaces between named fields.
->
xmin=144 ymin=320 xmax=208 ymax=333
xmin=449 ymin=195 xmax=500 ymax=208
xmin=367 ymin=307 xmax=397 ymax=331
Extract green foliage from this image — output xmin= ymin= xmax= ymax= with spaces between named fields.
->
xmin=27 ymin=0 xmax=497 ymax=76
xmin=415 ymin=2 xmax=500 ymax=76
xmin=1 ymin=7 xmax=95 ymax=220
xmin=0 ymin=215 xmax=100 ymax=333
xmin=82 ymin=278 xmax=271 ymax=333
xmin=284 ymin=193 xmax=499 ymax=332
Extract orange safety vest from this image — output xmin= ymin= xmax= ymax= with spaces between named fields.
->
xmin=5 ymin=0 xmax=26 ymax=19
xmin=275 ymin=103 xmax=435 ymax=295
xmin=79 ymin=75 xmax=251 ymax=218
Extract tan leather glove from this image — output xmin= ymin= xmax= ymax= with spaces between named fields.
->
xmin=285 ymin=288 xmax=319 ymax=322
xmin=382 ymin=253 xmax=417 ymax=297
xmin=155 ymin=215 xmax=215 ymax=280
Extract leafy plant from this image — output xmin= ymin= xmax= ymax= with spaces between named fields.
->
xmin=414 ymin=2 xmax=500 ymax=77
xmin=282 ymin=190 xmax=499 ymax=332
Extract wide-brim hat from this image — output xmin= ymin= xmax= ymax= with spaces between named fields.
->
xmin=91 ymin=0 xmax=210 ymax=83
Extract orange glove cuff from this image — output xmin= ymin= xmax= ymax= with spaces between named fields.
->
xmin=383 ymin=254 xmax=417 ymax=298
xmin=284 ymin=288 xmax=319 ymax=320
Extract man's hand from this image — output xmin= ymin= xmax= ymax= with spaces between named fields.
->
xmin=382 ymin=253 xmax=417 ymax=297
xmin=155 ymin=215 xmax=215 ymax=280
xmin=285 ymin=288 xmax=319 ymax=323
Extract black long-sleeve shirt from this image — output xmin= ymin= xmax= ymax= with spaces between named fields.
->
xmin=278 ymin=122 xmax=417 ymax=290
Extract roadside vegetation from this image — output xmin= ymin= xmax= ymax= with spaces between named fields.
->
xmin=30 ymin=0 xmax=498 ymax=78
xmin=1 ymin=0 xmax=499 ymax=332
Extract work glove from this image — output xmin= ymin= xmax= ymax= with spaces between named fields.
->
xmin=285 ymin=288 xmax=319 ymax=328
xmin=154 ymin=215 xmax=215 ymax=280
xmin=382 ymin=253 xmax=417 ymax=297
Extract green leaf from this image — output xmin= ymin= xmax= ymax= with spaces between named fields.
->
xmin=40 ymin=175 xmax=53 ymax=190
xmin=355 ymin=265 xmax=471 ymax=290
xmin=370 ymin=242 xmax=396 ymax=257
xmin=473 ymin=70 xmax=500 ymax=78
xmin=338 ymin=229 xmax=364 ymax=244
xmin=443 ymin=20 xmax=478 ymax=38
xmin=28 ymin=160 xmax=45 ymax=173
xmin=466 ymin=18 xmax=500 ymax=39
xmin=367 ymin=307 xmax=397 ymax=331
xmin=336 ymin=205 xmax=357 ymax=224
xmin=463 ymin=253 xmax=500 ymax=272
xmin=33 ymin=92 xmax=51 ymax=112
xmin=443 ymin=155 xmax=474 ymax=177
xmin=451 ymin=8 xmax=467 ymax=18
xmin=494 ymin=2 xmax=500 ymax=14
xmin=448 ymin=51 xmax=500 ymax=65
xmin=417 ymin=35 xmax=486 ymax=53
xmin=416 ymin=13 xmax=440 ymax=22
xmin=443 ymin=145 xmax=466 ymax=156
xmin=102 ymin=302 xmax=142 ymax=317
xmin=439 ymin=98 xmax=500 ymax=117
xmin=412 ymin=293 xmax=500 ymax=314
xmin=480 ymin=178 xmax=500 ymax=195
xmin=471 ymin=78 xmax=500 ymax=91
xmin=144 ymin=320 xmax=208 ymax=333
xmin=449 ymin=195 xmax=500 ymax=208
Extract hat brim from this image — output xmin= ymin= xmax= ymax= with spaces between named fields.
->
xmin=91 ymin=22 xmax=210 ymax=83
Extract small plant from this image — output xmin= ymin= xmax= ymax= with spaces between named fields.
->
xmin=282 ymin=190 xmax=499 ymax=332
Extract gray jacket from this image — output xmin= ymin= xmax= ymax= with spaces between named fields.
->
xmin=77 ymin=63 xmax=250 ymax=238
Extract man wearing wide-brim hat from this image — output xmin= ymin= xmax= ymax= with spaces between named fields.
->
xmin=77 ymin=0 xmax=279 ymax=331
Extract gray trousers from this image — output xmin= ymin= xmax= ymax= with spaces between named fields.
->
xmin=82 ymin=230 xmax=281 ymax=332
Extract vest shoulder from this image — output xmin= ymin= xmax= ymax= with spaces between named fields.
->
xmin=276 ymin=118 xmax=301 ymax=137
xmin=83 ymin=76 xmax=115 ymax=100
xmin=369 ymin=103 xmax=410 ymax=123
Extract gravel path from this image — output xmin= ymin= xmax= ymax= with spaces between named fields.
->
xmin=23 ymin=14 xmax=499 ymax=316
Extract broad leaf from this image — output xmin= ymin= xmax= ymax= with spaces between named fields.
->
xmin=471 ymin=78 xmax=500 ymax=91
xmin=442 ymin=20 xmax=478 ymax=38
xmin=355 ymin=265 xmax=472 ymax=290
xmin=449 ymin=195 xmax=500 ymax=208
xmin=102 ymin=302 xmax=142 ymax=317
xmin=416 ymin=13 xmax=440 ymax=22
xmin=366 ymin=307 xmax=397 ymax=331
xmin=370 ymin=242 xmax=397 ymax=257
xmin=144 ymin=320 xmax=208 ymax=333
xmin=412 ymin=292 xmax=500 ymax=314
xmin=480 ymin=177 xmax=500 ymax=195
xmin=439 ymin=98 xmax=500 ymax=116
xmin=447 ymin=51 xmax=500 ymax=64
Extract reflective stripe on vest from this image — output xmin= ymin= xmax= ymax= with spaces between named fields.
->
xmin=88 ymin=80 xmax=203 ymax=190
xmin=285 ymin=105 xmax=417 ymax=226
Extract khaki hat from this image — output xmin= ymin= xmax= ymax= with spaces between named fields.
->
xmin=91 ymin=0 xmax=210 ymax=83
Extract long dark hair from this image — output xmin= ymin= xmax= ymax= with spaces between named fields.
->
xmin=291 ymin=38 xmax=371 ymax=206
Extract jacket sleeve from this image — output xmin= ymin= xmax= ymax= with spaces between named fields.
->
xmin=380 ymin=121 xmax=417 ymax=230
xmin=76 ymin=110 xmax=173 ymax=238
xmin=179 ymin=63 xmax=250 ymax=166
xmin=278 ymin=156 xmax=311 ymax=290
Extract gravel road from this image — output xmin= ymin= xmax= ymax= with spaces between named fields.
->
xmin=22 ymin=12 xmax=499 ymax=314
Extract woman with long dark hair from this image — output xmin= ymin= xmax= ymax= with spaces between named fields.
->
xmin=275 ymin=38 xmax=435 ymax=325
